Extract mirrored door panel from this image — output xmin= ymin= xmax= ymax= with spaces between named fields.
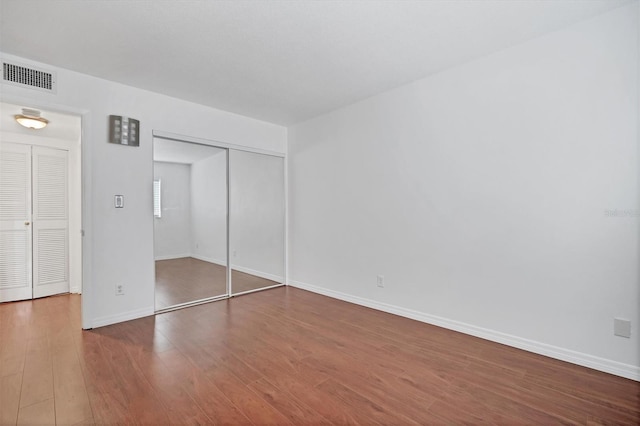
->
xmin=153 ymin=138 xmax=228 ymax=310
xmin=229 ymin=150 xmax=285 ymax=295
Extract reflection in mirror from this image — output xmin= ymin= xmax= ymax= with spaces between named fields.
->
xmin=229 ymin=150 xmax=285 ymax=295
xmin=153 ymin=138 xmax=228 ymax=310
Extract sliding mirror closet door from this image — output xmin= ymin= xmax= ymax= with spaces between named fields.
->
xmin=229 ymin=150 xmax=285 ymax=295
xmin=153 ymin=138 xmax=228 ymax=310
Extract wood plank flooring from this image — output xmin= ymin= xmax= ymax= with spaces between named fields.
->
xmin=155 ymin=257 xmax=279 ymax=309
xmin=1 ymin=287 xmax=639 ymax=425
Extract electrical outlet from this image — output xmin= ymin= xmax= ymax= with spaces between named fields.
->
xmin=233 ymin=250 xmax=237 ymax=258
xmin=115 ymin=284 xmax=125 ymax=296
xmin=614 ymin=318 xmax=631 ymax=338
xmin=376 ymin=275 xmax=384 ymax=288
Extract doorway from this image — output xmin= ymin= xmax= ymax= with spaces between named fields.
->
xmin=0 ymin=103 xmax=82 ymax=303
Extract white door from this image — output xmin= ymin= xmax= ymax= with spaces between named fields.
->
xmin=0 ymin=143 xmax=33 ymax=302
xmin=0 ymin=143 xmax=69 ymax=302
xmin=32 ymin=146 xmax=69 ymax=298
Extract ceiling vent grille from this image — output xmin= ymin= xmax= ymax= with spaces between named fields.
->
xmin=2 ymin=62 xmax=57 ymax=93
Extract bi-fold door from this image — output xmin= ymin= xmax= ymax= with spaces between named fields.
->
xmin=0 ymin=142 xmax=69 ymax=303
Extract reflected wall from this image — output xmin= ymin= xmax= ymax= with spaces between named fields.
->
xmin=229 ymin=150 xmax=285 ymax=294
xmin=153 ymin=138 xmax=228 ymax=310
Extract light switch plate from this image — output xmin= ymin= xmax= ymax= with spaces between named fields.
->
xmin=114 ymin=195 xmax=124 ymax=208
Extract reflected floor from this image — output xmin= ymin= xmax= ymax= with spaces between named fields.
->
xmin=155 ymin=257 xmax=279 ymax=310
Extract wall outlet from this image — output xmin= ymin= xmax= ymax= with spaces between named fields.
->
xmin=376 ymin=275 xmax=384 ymax=288
xmin=233 ymin=250 xmax=237 ymax=258
xmin=115 ymin=284 xmax=125 ymax=296
xmin=614 ymin=318 xmax=631 ymax=338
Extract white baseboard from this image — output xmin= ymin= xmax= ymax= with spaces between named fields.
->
xmin=232 ymin=265 xmax=283 ymax=283
xmin=91 ymin=306 xmax=155 ymax=329
xmin=190 ymin=255 xmax=283 ymax=283
xmin=190 ymin=254 xmax=227 ymax=267
xmin=288 ymin=280 xmax=640 ymax=382
xmin=154 ymin=253 xmax=191 ymax=261
xmin=155 ymin=254 xmax=283 ymax=284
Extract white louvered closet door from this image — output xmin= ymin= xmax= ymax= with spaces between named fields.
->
xmin=32 ymin=146 xmax=69 ymax=298
xmin=0 ymin=143 xmax=33 ymax=302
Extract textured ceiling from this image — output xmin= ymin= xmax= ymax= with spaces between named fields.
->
xmin=0 ymin=0 xmax=632 ymax=125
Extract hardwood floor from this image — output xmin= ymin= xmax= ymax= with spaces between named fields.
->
xmin=1 ymin=288 xmax=639 ymax=425
xmin=155 ymin=257 xmax=279 ymax=309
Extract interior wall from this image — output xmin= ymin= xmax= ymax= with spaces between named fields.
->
xmin=153 ymin=162 xmax=191 ymax=260
xmin=0 ymin=51 xmax=286 ymax=328
xmin=288 ymin=4 xmax=639 ymax=379
xmin=191 ymin=151 xmax=227 ymax=265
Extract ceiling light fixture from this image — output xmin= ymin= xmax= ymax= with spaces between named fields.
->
xmin=15 ymin=108 xmax=49 ymax=129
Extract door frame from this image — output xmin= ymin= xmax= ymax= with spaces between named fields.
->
xmin=0 ymin=97 xmax=89 ymax=329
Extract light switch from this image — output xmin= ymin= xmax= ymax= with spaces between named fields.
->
xmin=114 ymin=195 xmax=124 ymax=208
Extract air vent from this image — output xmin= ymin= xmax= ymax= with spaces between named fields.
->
xmin=2 ymin=62 xmax=56 ymax=93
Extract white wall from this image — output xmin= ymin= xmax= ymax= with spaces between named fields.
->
xmin=0 ymin=51 xmax=286 ymax=328
xmin=230 ymin=150 xmax=285 ymax=282
xmin=288 ymin=4 xmax=639 ymax=379
xmin=191 ymin=151 xmax=227 ymax=265
xmin=153 ymin=162 xmax=191 ymax=259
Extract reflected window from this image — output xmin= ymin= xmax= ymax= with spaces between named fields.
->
xmin=153 ymin=179 xmax=162 ymax=218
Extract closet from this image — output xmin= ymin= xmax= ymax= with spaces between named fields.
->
xmin=153 ymin=135 xmax=285 ymax=311
xmin=0 ymin=142 xmax=70 ymax=302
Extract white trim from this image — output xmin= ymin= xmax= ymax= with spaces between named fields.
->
xmin=91 ymin=306 xmax=155 ymax=328
xmin=231 ymin=283 xmax=284 ymax=297
xmin=231 ymin=264 xmax=283 ymax=283
xmin=0 ymin=132 xmax=73 ymax=150
xmin=154 ymin=253 xmax=192 ymax=261
xmin=283 ymin=140 xmax=289 ymax=293
xmin=155 ymin=294 xmax=229 ymax=314
xmin=155 ymin=253 xmax=229 ymax=267
xmin=288 ymin=279 xmax=640 ymax=382
xmin=154 ymin=253 xmax=283 ymax=283
xmin=190 ymin=254 xmax=227 ymax=267
xmin=225 ymin=149 xmax=231 ymax=295
xmin=153 ymin=130 xmax=285 ymax=158
xmin=79 ymin=110 xmax=92 ymax=329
